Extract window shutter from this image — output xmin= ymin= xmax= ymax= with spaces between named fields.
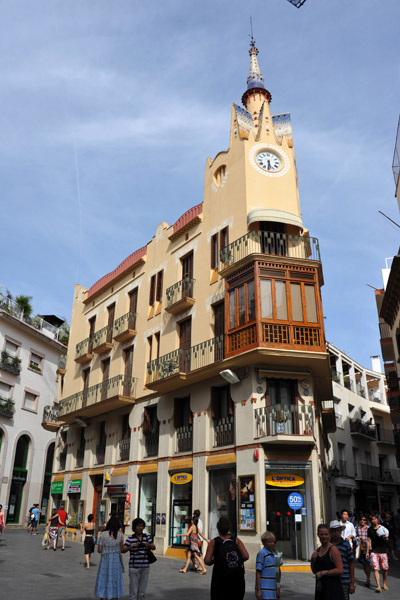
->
xmin=210 ymin=387 xmax=220 ymax=419
xmin=173 ymin=398 xmax=182 ymax=429
xmin=143 ymin=408 xmax=152 ymax=434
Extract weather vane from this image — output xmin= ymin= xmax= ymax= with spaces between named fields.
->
xmin=286 ymin=0 xmax=308 ymax=7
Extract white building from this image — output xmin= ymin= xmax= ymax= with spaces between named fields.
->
xmin=0 ymin=292 xmax=67 ymax=525
xmin=326 ymin=343 xmax=398 ymax=516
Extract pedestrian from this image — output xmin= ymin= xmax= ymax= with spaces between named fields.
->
xmin=255 ymin=531 xmax=279 ymax=600
xmin=204 ymin=516 xmax=249 ymax=600
xmin=340 ymin=510 xmax=356 ymax=552
xmin=329 ymin=520 xmax=355 ymax=600
xmin=381 ymin=513 xmax=397 ymax=560
xmin=310 ymin=523 xmax=344 ymax=600
xmin=177 ymin=517 xmax=209 ymax=574
xmin=366 ymin=514 xmax=390 ymax=592
xmin=56 ymin=502 xmax=67 ymax=550
xmin=355 ymin=515 xmax=371 ymax=587
xmin=122 ymin=517 xmax=155 ymax=600
xmin=80 ymin=513 xmax=96 ymax=568
xmin=30 ymin=503 xmax=41 ymax=535
xmin=27 ymin=505 xmax=34 ymax=533
xmin=0 ymin=504 xmax=6 ymax=537
xmin=94 ymin=515 xmax=124 ymax=600
xmin=46 ymin=508 xmax=60 ymax=551
xmin=192 ymin=509 xmax=204 ymax=569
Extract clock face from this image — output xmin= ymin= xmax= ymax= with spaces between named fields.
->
xmin=256 ymin=151 xmax=282 ymax=172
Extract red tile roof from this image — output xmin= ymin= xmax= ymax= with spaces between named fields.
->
xmin=87 ymin=245 xmax=147 ymax=300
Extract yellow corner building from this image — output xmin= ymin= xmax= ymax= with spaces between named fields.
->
xmin=43 ymin=39 xmax=335 ymax=564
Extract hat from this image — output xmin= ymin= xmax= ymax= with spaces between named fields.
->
xmin=329 ymin=520 xmax=345 ymax=531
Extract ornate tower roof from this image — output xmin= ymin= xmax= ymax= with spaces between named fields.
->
xmin=241 ymin=37 xmax=271 ymax=108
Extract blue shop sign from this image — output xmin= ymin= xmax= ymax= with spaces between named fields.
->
xmin=287 ymin=491 xmax=303 ymax=510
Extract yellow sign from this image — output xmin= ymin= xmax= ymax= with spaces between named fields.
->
xmin=170 ymin=472 xmax=192 ymax=485
xmin=266 ymin=474 xmax=304 ymax=488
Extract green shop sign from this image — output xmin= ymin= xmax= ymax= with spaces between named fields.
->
xmin=67 ymin=479 xmax=82 ymax=494
xmin=51 ymin=481 xmax=64 ymax=494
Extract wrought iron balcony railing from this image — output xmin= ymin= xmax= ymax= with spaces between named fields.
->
xmin=118 ymin=438 xmax=131 ymax=461
xmin=176 ymin=425 xmax=193 ymax=453
xmin=214 ymin=415 xmax=234 ymax=447
xmin=166 ymin=278 xmax=195 ymax=308
xmin=350 ymin=418 xmax=376 ymax=439
xmin=95 ymin=443 xmax=106 ymax=465
xmin=220 ymin=230 xmax=320 ymax=270
xmin=75 ymin=337 xmax=93 ymax=361
xmin=92 ymin=326 xmax=113 ymax=352
xmin=355 ymin=463 xmax=400 ymax=483
xmin=58 ymin=375 xmax=136 ymax=416
xmin=147 ymin=335 xmax=224 ymax=384
xmin=113 ymin=312 xmax=137 ymax=340
xmin=144 ymin=431 xmax=159 ymax=457
xmin=254 ymin=403 xmax=314 ymax=438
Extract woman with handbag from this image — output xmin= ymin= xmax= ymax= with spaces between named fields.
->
xmin=177 ymin=517 xmax=209 ymax=574
xmin=122 ymin=517 xmax=156 ymax=600
xmin=80 ymin=513 xmax=96 ymax=569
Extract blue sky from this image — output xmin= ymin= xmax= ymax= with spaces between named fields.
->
xmin=1 ymin=0 xmax=399 ymax=369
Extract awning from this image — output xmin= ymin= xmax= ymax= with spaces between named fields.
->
xmin=247 ymin=208 xmax=304 ymax=230
xmin=206 ymin=452 xmax=236 ymax=467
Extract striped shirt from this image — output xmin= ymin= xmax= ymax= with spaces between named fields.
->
xmin=334 ymin=540 xmax=353 ymax=585
xmin=124 ymin=533 xmax=153 ymax=568
xmin=256 ymin=547 xmax=277 ymax=600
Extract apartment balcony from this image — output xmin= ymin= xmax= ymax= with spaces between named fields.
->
xmin=254 ymin=403 xmax=314 ymax=444
xmin=0 ymin=397 xmax=15 ymax=418
xmin=76 ymin=447 xmax=85 ymax=468
xmin=214 ymin=415 xmax=234 ymax=447
xmin=42 ymin=404 xmax=63 ymax=432
xmin=176 ymin=425 xmax=193 ymax=453
xmin=118 ymin=438 xmax=131 ymax=461
xmin=146 ymin=335 xmax=224 ymax=393
xmin=219 ymin=230 xmax=321 ymax=278
xmin=144 ymin=431 xmax=159 ymax=457
xmin=58 ymin=375 xmax=136 ymax=423
xmin=165 ymin=278 xmax=196 ymax=315
xmin=376 ymin=427 xmax=395 ymax=445
xmin=92 ymin=326 xmax=113 ymax=355
xmin=350 ymin=418 xmax=376 ymax=440
xmin=113 ymin=312 xmax=137 ymax=343
xmin=0 ymin=351 xmax=21 ymax=375
xmin=75 ymin=337 xmax=94 ymax=364
xmin=354 ymin=463 xmax=400 ymax=484
xmin=95 ymin=443 xmax=106 ymax=465
xmin=379 ymin=323 xmax=395 ymax=362
xmin=321 ymin=401 xmax=336 ymax=433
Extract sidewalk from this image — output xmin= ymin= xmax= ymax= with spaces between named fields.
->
xmin=0 ymin=528 xmax=399 ymax=600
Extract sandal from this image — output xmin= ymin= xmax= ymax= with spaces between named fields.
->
xmin=179 ymin=569 xmax=187 ymax=573
xmin=200 ymin=570 xmax=207 ymax=575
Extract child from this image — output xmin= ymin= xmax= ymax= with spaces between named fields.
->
xmin=256 ymin=531 xmax=280 ymax=600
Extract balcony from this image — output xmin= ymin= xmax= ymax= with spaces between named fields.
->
xmin=58 ymin=375 xmax=136 ymax=423
xmin=338 ymin=460 xmax=347 ymax=477
xmin=219 ymin=230 xmax=320 ymax=277
xmin=350 ymin=418 xmax=376 ymax=440
xmin=118 ymin=438 xmax=131 ymax=461
xmin=92 ymin=326 xmax=113 ymax=355
xmin=214 ymin=415 xmax=234 ymax=447
xmin=355 ymin=463 xmax=400 ymax=484
xmin=321 ymin=401 xmax=336 ymax=433
xmin=165 ymin=278 xmax=196 ymax=314
xmin=144 ymin=432 xmax=159 ymax=457
xmin=95 ymin=443 xmax=106 ymax=465
xmin=254 ymin=403 xmax=314 ymax=444
xmin=75 ymin=337 xmax=94 ymax=364
xmin=76 ymin=447 xmax=85 ymax=468
xmin=113 ymin=312 xmax=137 ymax=343
xmin=176 ymin=425 xmax=193 ymax=453
xmin=0 ymin=351 xmax=21 ymax=375
xmin=0 ymin=397 xmax=15 ymax=418
xmin=42 ymin=404 xmax=63 ymax=432
xmin=146 ymin=335 xmax=224 ymax=392
xmin=376 ymin=427 xmax=395 ymax=445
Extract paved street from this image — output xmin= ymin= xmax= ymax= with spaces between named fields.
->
xmin=1 ymin=528 xmax=399 ymax=600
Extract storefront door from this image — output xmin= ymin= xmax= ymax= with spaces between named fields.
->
xmin=169 ymin=472 xmax=192 ymax=546
xmin=138 ymin=474 xmax=157 ymax=538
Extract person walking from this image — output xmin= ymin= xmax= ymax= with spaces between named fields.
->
xmin=381 ymin=513 xmax=397 ymax=560
xmin=30 ymin=504 xmax=41 ymax=535
xmin=356 ymin=515 xmax=371 ymax=587
xmin=329 ymin=520 xmax=355 ymax=600
xmin=340 ymin=510 xmax=356 ymax=552
xmin=204 ymin=517 xmax=249 ymax=600
xmin=255 ymin=531 xmax=279 ymax=600
xmin=56 ymin=503 xmax=67 ymax=550
xmin=46 ymin=508 xmax=60 ymax=551
xmin=80 ymin=513 xmax=96 ymax=568
xmin=366 ymin=514 xmax=390 ymax=592
xmin=94 ymin=515 xmax=124 ymax=600
xmin=310 ymin=523 xmax=344 ymax=600
xmin=192 ymin=509 xmax=204 ymax=570
xmin=0 ymin=504 xmax=6 ymax=538
xmin=177 ymin=517 xmax=209 ymax=574
xmin=122 ymin=517 xmax=155 ymax=600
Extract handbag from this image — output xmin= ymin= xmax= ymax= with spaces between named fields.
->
xmin=147 ymin=549 xmax=157 ymax=564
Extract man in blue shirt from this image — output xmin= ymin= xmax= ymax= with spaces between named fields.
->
xmin=330 ymin=520 xmax=355 ymax=600
xmin=30 ymin=504 xmax=41 ymax=536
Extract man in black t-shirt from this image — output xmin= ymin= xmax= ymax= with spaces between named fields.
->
xmin=366 ymin=515 xmax=389 ymax=592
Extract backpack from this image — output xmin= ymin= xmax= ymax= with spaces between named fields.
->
xmin=215 ymin=536 xmax=244 ymax=577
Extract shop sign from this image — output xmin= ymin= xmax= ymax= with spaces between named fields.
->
xmin=287 ymin=492 xmax=303 ymax=510
xmin=12 ymin=469 xmax=27 ymax=483
xmin=266 ymin=473 xmax=304 ymax=488
xmin=67 ymin=479 xmax=82 ymax=493
xmin=51 ymin=481 xmax=64 ymax=495
xmin=170 ymin=472 xmax=192 ymax=485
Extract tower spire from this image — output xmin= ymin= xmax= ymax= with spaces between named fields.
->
xmin=242 ymin=30 xmax=271 ymax=110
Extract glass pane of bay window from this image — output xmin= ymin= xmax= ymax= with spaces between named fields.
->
xmin=238 ymin=285 xmax=245 ymax=326
xmin=229 ymin=290 xmax=236 ymax=329
xmin=304 ymin=285 xmax=318 ymax=323
xmin=260 ymin=280 xmax=273 ymax=319
xmin=248 ymin=280 xmax=255 ymax=321
xmin=290 ymin=283 xmax=303 ymax=322
xmin=275 ymin=281 xmax=288 ymax=320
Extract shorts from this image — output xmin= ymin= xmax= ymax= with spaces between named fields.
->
xmin=31 ymin=519 xmax=38 ymax=529
xmin=370 ymin=553 xmax=389 ymax=571
xmin=58 ymin=527 xmax=66 ymax=537
xmin=49 ymin=527 xmax=58 ymax=540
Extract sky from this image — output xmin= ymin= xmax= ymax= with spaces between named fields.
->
xmin=1 ymin=0 xmax=399 ymax=370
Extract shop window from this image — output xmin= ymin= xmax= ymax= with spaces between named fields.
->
xmin=211 ymin=386 xmax=234 ymax=447
xmin=139 ymin=474 xmax=157 ymax=538
xmin=174 ymin=397 xmax=192 ymax=452
xmin=143 ymin=406 xmax=159 ymax=457
xmin=208 ymin=468 xmax=237 ymax=539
